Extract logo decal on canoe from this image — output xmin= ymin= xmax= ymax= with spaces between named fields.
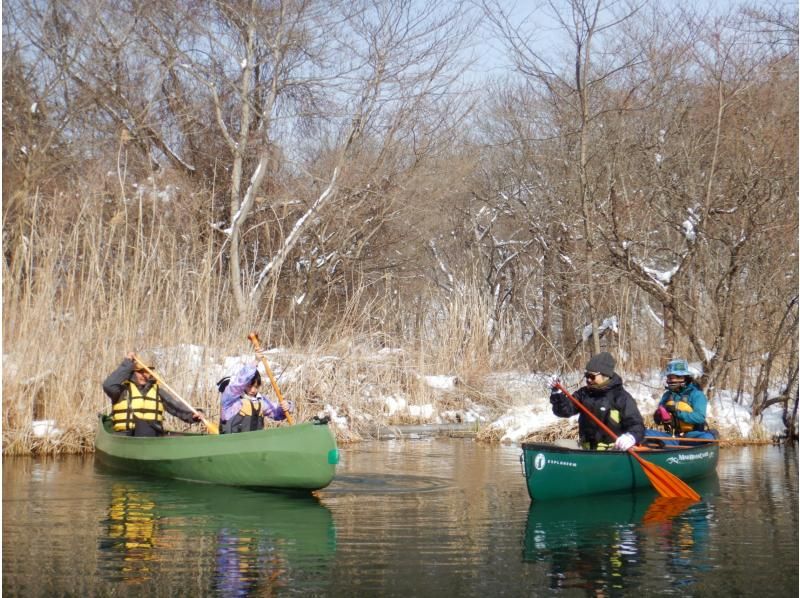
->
xmin=534 ymin=453 xmax=577 ymax=470
xmin=666 ymin=450 xmax=713 ymax=465
xmin=534 ymin=453 xmax=546 ymax=470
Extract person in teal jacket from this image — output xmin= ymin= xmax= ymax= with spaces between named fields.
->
xmin=650 ymin=359 xmax=715 ymax=443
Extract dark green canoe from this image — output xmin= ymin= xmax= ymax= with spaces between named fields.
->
xmin=521 ymin=442 xmax=718 ymax=501
xmin=95 ymin=415 xmax=339 ymax=491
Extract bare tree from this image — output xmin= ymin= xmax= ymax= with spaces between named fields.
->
xmin=479 ymin=0 xmax=648 ymax=362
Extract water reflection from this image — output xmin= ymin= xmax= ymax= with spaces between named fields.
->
xmin=96 ymin=476 xmax=336 ymax=595
xmin=523 ymin=475 xmax=720 ymax=594
xmin=101 ymin=483 xmax=161 ymax=585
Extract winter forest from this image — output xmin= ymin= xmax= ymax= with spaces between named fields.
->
xmin=2 ymin=0 xmax=798 ymax=452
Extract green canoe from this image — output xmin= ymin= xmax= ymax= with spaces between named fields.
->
xmin=95 ymin=415 xmax=339 ymax=491
xmin=521 ymin=441 xmax=718 ymax=501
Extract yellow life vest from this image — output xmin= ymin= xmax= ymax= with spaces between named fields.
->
xmin=580 ymin=408 xmax=621 ymax=450
xmin=664 ymin=398 xmax=695 ymax=433
xmin=111 ymin=381 xmax=165 ymax=432
xmin=581 ymin=441 xmax=615 ymax=451
xmin=238 ymin=397 xmax=262 ymax=417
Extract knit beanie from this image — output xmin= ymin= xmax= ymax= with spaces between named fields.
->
xmin=585 ymin=352 xmax=615 ymax=377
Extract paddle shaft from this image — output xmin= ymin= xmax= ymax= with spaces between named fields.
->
xmin=644 ymin=435 xmax=724 ymax=443
xmin=247 ymin=333 xmax=295 ymax=424
xmin=131 ymin=355 xmax=219 ymax=435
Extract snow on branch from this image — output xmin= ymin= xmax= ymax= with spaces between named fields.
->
xmin=249 ymin=166 xmax=342 ymax=300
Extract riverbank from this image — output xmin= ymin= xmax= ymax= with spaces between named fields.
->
xmin=3 ymin=345 xmax=794 ymax=455
xmin=5 ymin=414 xmax=786 ymax=457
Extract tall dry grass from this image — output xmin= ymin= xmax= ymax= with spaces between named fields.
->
xmin=3 ymin=185 xmax=233 ymax=453
xmin=2 ymin=185 xmax=518 ymax=454
xmin=4 ymin=184 xmax=789 ymax=454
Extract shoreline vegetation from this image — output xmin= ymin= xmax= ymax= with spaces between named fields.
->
xmin=1 ymin=417 xmax=782 ymax=458
xmin=3 ymin=2 xmax=797 ymax=456
xmin=1 ymin=345 xmax=790 ymax=456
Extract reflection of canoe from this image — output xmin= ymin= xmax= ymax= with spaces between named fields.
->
xmin=95 ymin=415 xmax=339 ymax=490
xmin=98 ymin=475 xmax=337 ymax=593
xmin=100 ymin=476 xmax=337 ymax=559
xmin=523 ymin=475 xmax=720 ymax=558
xmin=523 ymin=492 xmax=654 ymax=558
xmin=521 ymin=442 xmax=718 ymax=501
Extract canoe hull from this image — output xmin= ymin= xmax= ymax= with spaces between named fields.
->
xmin=95 ymin=415 xmax=338 ymax=490
xmin=521 ymin=442 xmax=718 ymax=501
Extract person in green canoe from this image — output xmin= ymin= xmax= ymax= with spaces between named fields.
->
xmin=549 ymin=351 xmax=645 ymax=451
xmin=650 ymin=358 xmax=716 ymax=444
xmin=218 ymin=363 xmax=293 ymax=433
xmin=103 ymin=352 xmax=203 ymax=436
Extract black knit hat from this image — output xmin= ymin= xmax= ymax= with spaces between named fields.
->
xmin=585 ymin=352 xmax=615 ymax=377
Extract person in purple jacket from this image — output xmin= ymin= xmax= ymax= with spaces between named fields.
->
xmin=218 ymin=363 xmax=293 ymax=433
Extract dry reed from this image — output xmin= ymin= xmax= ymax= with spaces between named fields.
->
xmin=1 ymin=186 xmax=786 ymax=454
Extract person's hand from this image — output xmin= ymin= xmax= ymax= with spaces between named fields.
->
xmin=654 ymin=405 xmax=671 ymax=423
xmin=613 ymin=433 xmax=636 ymax=451
xmin=546 ymin=375 xmax=561 ymax=389
xmin=664 ymin=401 xmax=676 ymax=413
xmin=192 ymin=409 xmax=205 ymax=422
xmin=549 ymin=387 xmax=564 ymax=405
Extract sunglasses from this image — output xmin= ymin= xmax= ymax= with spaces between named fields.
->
xmin=584 ymin=372 xmax=601 ymax=381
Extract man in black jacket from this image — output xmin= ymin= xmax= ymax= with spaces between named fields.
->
xmin=549 ymin=352 xmax=644 ymax=451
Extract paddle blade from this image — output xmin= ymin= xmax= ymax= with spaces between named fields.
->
xmin=642 ymin=496 xmax=697 ymax=524
xmin=202 ymin=418 xmax=220 ymax=435
xmin=635 ymin=453 xmax=701 ymax=500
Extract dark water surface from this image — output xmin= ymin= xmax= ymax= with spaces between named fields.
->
xmin=3 ymin=440 xmax=797 ymax=597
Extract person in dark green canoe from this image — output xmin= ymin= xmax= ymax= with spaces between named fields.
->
xmin=549 ymin=352 xmax=645 ymax=451
xmin=650 ymin=358 xmax=716 ymax=443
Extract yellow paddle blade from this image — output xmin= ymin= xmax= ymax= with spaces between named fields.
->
xmin=202 ymin=418 xmax=220 ymax=435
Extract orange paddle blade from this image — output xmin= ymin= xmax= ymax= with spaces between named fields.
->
xmin=633 ymin=452 xmax=701 ymax=500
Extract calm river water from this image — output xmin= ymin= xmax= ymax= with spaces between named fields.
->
xmin=2 ymin=439 xmax=797 ymax=597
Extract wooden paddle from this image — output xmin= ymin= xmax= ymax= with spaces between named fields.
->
xmin=553 ymin=381 xmax=700 ymax=501
xmin=644 ymin=435 xmax=723 ymax=443
xmin=131 ymin=354 xmax=220 ymax=435
xmin=247 ymin=333 xmax=295 ymax=424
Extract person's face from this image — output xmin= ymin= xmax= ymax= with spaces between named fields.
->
xmin=584 ymin=371 xmax=608 ymax=387
xmin=244 ymin=381 xmax=260 ymax=397
xmin=132 ymin=370 xmax=151 ymax=385
xmin=667 ymin=375 xmax=686 ymax=391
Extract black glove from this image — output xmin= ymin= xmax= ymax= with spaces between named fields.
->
xmin=549 ymin=387 xmax=564 ymax=405
xmin=664 ymin=401 xmax=676 ymax=414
